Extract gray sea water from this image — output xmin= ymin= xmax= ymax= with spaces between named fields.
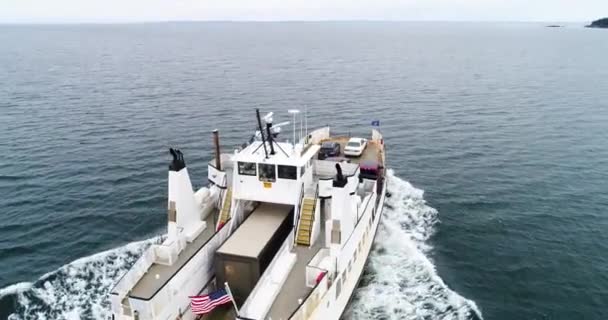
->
xmin=1 ymin=22 xmax=608 ymax=320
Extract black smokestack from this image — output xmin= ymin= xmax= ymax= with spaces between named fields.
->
xmin=169 ymin=148 xmax=186 ymax=172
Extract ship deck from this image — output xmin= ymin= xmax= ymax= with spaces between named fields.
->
xmin=266 ymin=204 xmax=327 ymax=320
xmin=263 ymin=136 xmax=383 ymax=319
xmin=129 ymin=211 xmax=218 ymax=300
xmin=201 ymin=304 xmax=236 ymax=320
xmin=320 ymin=136 xmax=384 ymax=165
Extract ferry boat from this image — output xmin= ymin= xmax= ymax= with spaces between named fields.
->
xmin=110 ymin=109 xmax=387 ymax=320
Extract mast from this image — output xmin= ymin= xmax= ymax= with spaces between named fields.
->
xmin=213 ymin=129 xmax=221 ymax=170
xmin=256 ymin=109 xmax=269 ymax=159
xmin=266 ymin=122 xmax=276 ymax=155
xmin=264 ymin=112 xmax=276 ymax=155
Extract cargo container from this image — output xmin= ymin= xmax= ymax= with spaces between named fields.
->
xmin=215 ymin=202 xmax=294 ymax=305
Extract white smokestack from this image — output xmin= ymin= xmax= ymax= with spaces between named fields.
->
xmin=167 ymin=148 xmax=205 ymax=239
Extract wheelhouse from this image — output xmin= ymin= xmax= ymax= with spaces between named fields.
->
xmin=231 ymin=141 xmax=318 ymax=205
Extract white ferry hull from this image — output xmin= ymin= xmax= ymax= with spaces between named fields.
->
xmin=292 ymin=178 xmax=386 ymax=320
xmin=109 ymin=116 xmax=389 ymax=320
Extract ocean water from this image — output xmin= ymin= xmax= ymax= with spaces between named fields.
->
xmin=1 ymin=22 xmax=608 ymax=320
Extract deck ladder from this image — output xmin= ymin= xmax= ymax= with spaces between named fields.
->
xmin=217 ymin=188 xmax=232 ymax=229
xmin=296 ymin=197 xmax=316 ymax=246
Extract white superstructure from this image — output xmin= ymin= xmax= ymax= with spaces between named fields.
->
xmin=110 ymin=109 xmax=387 ymax=320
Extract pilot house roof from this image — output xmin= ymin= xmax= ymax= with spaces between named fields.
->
xmin=232 ymin=141 xmax=319 ymax=167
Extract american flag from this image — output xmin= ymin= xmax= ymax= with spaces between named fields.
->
xmin=190 ymin=288 xmax=232 ymax=315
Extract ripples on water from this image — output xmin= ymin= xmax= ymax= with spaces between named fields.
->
xmin=1 ymin=22 xmax=608 ymax=320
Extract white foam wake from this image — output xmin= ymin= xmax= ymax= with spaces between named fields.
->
xmin=4 ymin=238 xmax=158 ymax=320
xmin=346 ymin=171 xmax=483 ymax=320
xmin=2 ymin=172 xmax=481 ymax=320
xmin=0 ymin=282 xmax=33 ymax=298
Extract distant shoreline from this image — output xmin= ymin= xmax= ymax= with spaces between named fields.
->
xmin=586 ymin=17 xmax=608 ymax=28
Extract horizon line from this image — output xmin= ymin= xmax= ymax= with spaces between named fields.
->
xmin=0 ymin=19 xmax=592 ymax=26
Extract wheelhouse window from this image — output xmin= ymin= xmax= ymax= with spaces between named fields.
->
xmin=238 ymin=162 xmax=257 ymax=176
xmin=258 ymin=163 xmax=276 ymax=182
xmin=300 ymin=165 xmax=306 ymax=177
xmin=278 ymin=165 xmax=297 ymax=180
xmin=321 ymin=141 xmax=335 ymax=150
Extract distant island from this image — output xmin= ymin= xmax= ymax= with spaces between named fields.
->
xmin=586 ymin=18 xmax=608 ymax=28
xmin=545 ymin=25 xmax=563 ymax=28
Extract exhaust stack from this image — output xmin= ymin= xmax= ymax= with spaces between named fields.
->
xmin=168 ymin=148 xmax=204 ymax=239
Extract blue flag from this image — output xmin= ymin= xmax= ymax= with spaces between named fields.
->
xmin=371 ymin=120 xmax=380 ymax=127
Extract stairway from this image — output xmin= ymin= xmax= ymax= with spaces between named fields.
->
xmin=218 ymin=188 xmax=232 ymax=229
xmin=296 ymin=198 xmax=316 ymax=246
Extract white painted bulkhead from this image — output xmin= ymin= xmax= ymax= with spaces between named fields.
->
xmin=289 ymin=178 xmax=386 ymax=320
xmin=111 ymin=182 xmax=252 ymax=320
xmin=168 ymin=167 xmax=206 ymax=241
xmin=127 ymin=222 xmax=233 ymax=320
xmin=239 ymin=232 xmax=297 ymax=319
xmin=231 ymin=143 xmax=317 ymax=205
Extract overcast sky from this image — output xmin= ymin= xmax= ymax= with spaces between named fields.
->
xmin=0 ymin=0 xmax=606 ymax=23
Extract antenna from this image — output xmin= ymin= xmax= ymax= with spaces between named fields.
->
xmin=288 ymin=109 xmax=300 ymax=145
xmin=305 ymin=105 xmax=308 ymax=137
xmin=263 ymin=112 xmax=274 ymax=123
xmin=254 ymin=121 xmax=289 ymax=139
xmin=213 ymin=129 xmax=221 ymax=171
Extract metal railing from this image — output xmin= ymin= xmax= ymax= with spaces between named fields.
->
xmin=238 ymin=232 xmax=296 ymax=319
xmin=294 ymin=184 xmax=319 ymax=246
xmin=293 ymin=184 xmax=305 ymax=243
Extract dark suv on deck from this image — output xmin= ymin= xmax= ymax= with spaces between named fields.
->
xmin=318 ymin=142 xmax=341 ymax=160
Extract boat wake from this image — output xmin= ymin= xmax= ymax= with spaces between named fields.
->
xmin=1 ymin=172 xmax=482 ymax=320
xmin=346 ymin=171 xmax=483 ymax=320
xmin=1 ymin=238 xmax=158 ymax=320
